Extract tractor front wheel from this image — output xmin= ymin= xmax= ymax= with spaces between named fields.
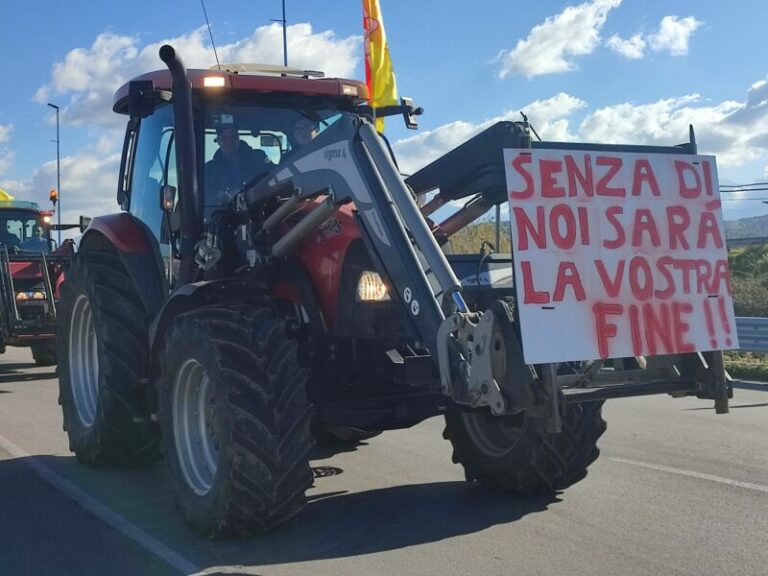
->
xmin=443 ymin=400 xmax=606 ymax=493
xmin=159 ymin=305 xmax=315 ymax=537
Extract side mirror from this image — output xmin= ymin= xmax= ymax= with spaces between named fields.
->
xmin=128 ymin=80 xmax=155 ymax=119
xmin=79 ymin=216 xmax=92 ymax=233
xmin=401 ymin=97 xmax=423 ymax=130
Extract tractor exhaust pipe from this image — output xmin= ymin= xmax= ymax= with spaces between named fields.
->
xmin=159 ymin=44 xmax=200 ymax=284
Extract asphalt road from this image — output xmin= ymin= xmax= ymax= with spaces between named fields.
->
xmin=0 ymin=345 xmax=766 ymax=576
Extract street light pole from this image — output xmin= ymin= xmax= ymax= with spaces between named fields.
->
xmin=281 ymin=0 xmax=287 ymax=67
xmin=47 ymin=103 xmax=61 ymax=244
xmin=270 ymin=0 xmax=288 ymax=66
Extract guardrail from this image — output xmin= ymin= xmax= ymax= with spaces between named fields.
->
xmin=736 ymin=317 xmax=768 ymax=353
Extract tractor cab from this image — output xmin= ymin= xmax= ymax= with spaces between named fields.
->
xmin=111 ymin=65 xmax=371 ymax=264
xmin=0 ymin=201 xmax=54 ymax=254
xmin=112 ymin=64 xmax=419 ymax=233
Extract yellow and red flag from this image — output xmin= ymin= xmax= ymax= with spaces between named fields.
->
xmin=363 ymin=0 xmax=398 ymax=132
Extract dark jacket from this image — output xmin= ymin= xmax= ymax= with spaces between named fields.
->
xmin=205 ymin=141 xmax=272 ymax=195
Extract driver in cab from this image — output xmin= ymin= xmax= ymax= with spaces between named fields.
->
xmin=205 ymin=118 xmax=273 ymax=200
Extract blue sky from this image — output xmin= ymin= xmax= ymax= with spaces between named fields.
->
xmin=2 ymin=0 xmax=768 ymax=223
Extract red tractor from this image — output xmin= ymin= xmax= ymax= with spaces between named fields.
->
xmin=0 ymin=200 xmax=74 ymax=365
xmin=57 ymin=45 xmax=730 ymax=537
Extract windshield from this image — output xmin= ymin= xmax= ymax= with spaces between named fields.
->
xmin=0 ymin=211 xmax=50 ymax=253
xmin=202 ymin=103 xmax=343 ymax=220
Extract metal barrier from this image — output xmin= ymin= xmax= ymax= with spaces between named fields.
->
xmin=736 ymin=317 xmax=768 ymax=353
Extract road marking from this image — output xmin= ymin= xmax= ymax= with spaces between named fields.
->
xmin=0 ymin=434 xmax=201 ymax=575
xmin=609 ymin=457 xmax=768 ymax=494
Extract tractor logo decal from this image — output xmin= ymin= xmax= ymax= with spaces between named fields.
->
xmin=324 ymin=147 xmax=348 ymax=162
xmin=320 ymin=217 xmax=342 ymax=235
xmin=403 ymin=288 xmax=419 ymax=316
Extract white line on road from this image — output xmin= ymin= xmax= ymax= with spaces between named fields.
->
xmin=609 ymin=457 xmax=768 ymax=494
xmin=0 ymin=434 xmax=201 ymax=575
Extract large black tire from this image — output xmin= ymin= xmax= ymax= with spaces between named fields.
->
xmin=159 ymin=305 xmax=315 ymax=537
xmin=30 ymin=341 xmax=57 ymax=366
xmin=57 ymin=250 xmax=159 ymax=466
xmin=444 ymin=399 xmax=606 ymax=493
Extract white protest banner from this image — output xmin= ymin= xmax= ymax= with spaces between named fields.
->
xmin=504 ymin=148 xmax=738 ymax=364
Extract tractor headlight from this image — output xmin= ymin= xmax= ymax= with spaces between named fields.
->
xmin=203 ymin=76 xmax=226 ymax=88
xmin=341 ymin=83 xmax=359 ymax=97
xmin=16 ymin=291 xmax=46 ymax=302
xmin=356 ymin=271 xmax=390 ymax=302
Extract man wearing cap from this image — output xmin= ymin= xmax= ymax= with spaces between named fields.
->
xmin=205 ymin=123 xmax=273 ymax=200
xmin=19 ymin=225 xmax=49 ymax=253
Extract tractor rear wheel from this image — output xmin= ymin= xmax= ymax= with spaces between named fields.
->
xmin=443 ymin=400 xmax=606 ymax=493
xmin=57 ymin=250 xmax=159 ymax=465
xmin=30 ymin=341 xmax=57 ymax=366
xmin=159 ymin=305 xmax=315 ymax=537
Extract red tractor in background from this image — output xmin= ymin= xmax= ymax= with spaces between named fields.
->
xmin=0 ymin=200 xmax=74 ymax=365
xmin=56 ymin=45 xmax=730 ymax=537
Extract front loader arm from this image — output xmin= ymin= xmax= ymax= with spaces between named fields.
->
xmin=246 ymin=113 xmax=505 ymax=412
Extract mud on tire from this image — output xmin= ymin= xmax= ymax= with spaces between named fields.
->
xmin=443 ymin=399 xmax=606 ymax=493
xmin=57 ymin=250 xmax=160 ymax=465
xmin=159 ymin=305 xmax=315 ymax=538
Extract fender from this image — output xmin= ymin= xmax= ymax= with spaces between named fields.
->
xmin=79 ymin=213 xmax=168 ymax=317
xmin=148 ymin=278 xmax=267 ymax=374
xmin=288 ymin=203 xmax=360 ymax=329
xmin=271 ymin=258 xmax=329 ymax=365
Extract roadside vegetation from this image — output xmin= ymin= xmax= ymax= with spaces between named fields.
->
xmin=728 ymin=244 xmax=768 ymax=316
xmin=444 ymin=220 xmax=511 ymax=254
xmin=726 ymin=245 xmax=768 ymax=381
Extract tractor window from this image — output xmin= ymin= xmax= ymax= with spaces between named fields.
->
xmin=5 ymin=220 xmax=22 ymax=241
xmin=0 ymin=212 xmax=49 ymax=252
xmin=130 ymin=105 xmax=175 ymax=242
xmin=202 ymin=104 xmax=344 ymax=221
xmin=151 ymin=128 xmax=177 ymax=189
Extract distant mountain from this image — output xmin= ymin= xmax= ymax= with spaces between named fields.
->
xmin=724 ymin=214 xmax=768 ymax=240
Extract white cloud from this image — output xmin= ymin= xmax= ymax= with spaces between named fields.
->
xmin=605 ymin=33 xmax=646 ymax=59
xmin=395 ymin=75 xmax=768 ymax=179
xmin=13 ymin=22 xmax=360 ymax=228
xmin=648 ymin=15 xmax=702 ymax=56
xmin=394 ymin=93 xmax=586 ymax=175
xmin=0 ymin=143 xmax=120 ymax=225
xmin=36 ymin=23 xmax=361 ymax=128
xmin=0 ymin=124 xmax=12 ymax=144
xmin=0 ymin=124 xmax=15 ymax=176
xmin=0 ymin=154 xmax=13 ymax=177
xmin=608 ymin=15 xmax=702 ymax=60
xmin=496 ymin=0 xmax=622 ymax=78
xmin=577 ymin=95 xmax=754 ymax=166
